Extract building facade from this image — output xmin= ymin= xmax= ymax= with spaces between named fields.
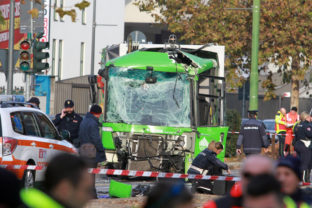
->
xmin=49 ymin=0 xmax=125 ymax=80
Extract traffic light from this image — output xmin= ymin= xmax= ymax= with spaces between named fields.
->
xmin=33 ymin=40 xmax=49 ymax=73
xmin=19 ymin=40 xmax=31 ymax=72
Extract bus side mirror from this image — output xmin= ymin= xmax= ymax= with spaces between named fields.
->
xmin=98 ymin=68 xmax=109 ymax=80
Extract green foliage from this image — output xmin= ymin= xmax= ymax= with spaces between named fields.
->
xmin=75 ymin=0 xmax=90 ymax=10
xmin=54 ymin=0 xmax=90 ymax=22
xmin=135 ymin=0 xmax=312 ymax=105
xmin=225 ymin=109 xmax=241 ymax=157
xmin=55 ymin=8 xmax=77 ymax=22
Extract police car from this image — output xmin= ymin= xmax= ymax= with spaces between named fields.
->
xmin=0 ymin=98 xmax=76 ymax=188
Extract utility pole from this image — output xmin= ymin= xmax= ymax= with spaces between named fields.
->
xmin=249 ymin=0 xmax=260 ymax=111
xmin=90 ymin=0 xmax=96 ymax=75
xmin=7 ymin=0 xmax=15 ymax=95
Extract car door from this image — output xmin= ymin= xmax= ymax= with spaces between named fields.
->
xmin=19 ymin=112 xmax=45 ymax=165
xmin=34 ymin=112 xmax=75 ymax=158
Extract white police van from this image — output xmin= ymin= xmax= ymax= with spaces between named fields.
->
xmin=0 ymin=95 xmax=76 ymax=187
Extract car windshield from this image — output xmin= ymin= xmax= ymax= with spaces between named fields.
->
xmin=263 ymin=120 xmax=275 ymax=131
xmin=105 ymin=67 xmax=191 ymax=127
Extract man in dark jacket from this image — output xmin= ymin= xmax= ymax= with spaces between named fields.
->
xmin=236 ymin=110 xmax=269 ymax=156
xmin=79 ymin=104 xmax=106 ymax=198
xmin=53 ymin=100 xmax=82 ymax=147
xmin=293 ymin=112 xmax=312 ymax=182
xmin=187 ymin=142 xmax=230 ymax=193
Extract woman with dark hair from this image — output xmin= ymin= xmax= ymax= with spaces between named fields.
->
xmin=143 ymin=182 xmax=193 ymax=208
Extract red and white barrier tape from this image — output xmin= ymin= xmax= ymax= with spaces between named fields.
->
xmin=2 ymin=165 xmax=312 ymax=186
xmin=88 ymin=168 xmax=240 ymax=182
xmin=1 ymin=165 xmax=239 ymax=181
xmin=228 ymin=131 xmax=294 ymax=137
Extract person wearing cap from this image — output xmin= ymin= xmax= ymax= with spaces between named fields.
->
xmin=236 ymin=110 xmax=269 ymax=156
xmin=285 ymin=107 xmax=300 ymax=155
xmin=276 ymin=155 xmax=312 ymax=206
xmin=27 ymin=97 xmax=40 ymax=109
xmin=275 ymin=108 xmax=287 ymax=157
xmin=78 ymin=104 xmax=106 ymax=198
xmin=53 ymin=100 xmax=82 ymax=147
xmin=293 ymin=112 xmax=312 ymax=182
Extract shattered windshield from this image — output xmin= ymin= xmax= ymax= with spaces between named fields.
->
xmin=106 ymin=67 xmax=191 ymax=127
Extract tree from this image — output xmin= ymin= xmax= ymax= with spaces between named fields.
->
xmin=135 ymin=0 xmax=312 ymax=108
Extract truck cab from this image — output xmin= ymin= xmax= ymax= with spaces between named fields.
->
xmin=95 ymin=43 xmax=228 ymax=173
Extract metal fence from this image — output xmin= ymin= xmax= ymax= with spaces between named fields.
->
xmin=54 ymin=76 xmax=91 ymax=115
xmin=226 ymin=93 xmax=312 ymax=119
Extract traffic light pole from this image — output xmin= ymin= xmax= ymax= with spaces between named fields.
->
xmin=26 ymin=0 xmax=34 ymax=101
xmin=7 ymin=0 xmax=15 ymax=95
xmin=249 ymin=0 xmax=260 ymax=111
xmin=90 ymin=0 xmax=96 ymax=75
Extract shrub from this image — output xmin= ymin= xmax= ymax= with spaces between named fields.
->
xmin=225 ymin=109 xmax=241 ymax=157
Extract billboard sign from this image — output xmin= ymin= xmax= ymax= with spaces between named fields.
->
xmin=20 ymin=0 xmax=44 ymax=34
xmin=40 ymin=0 xmax=50 ymax=42
xmin=0 ymin=0 xmax=24 ymax=49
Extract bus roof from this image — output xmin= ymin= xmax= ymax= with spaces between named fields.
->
xmin=105 ymin=50 xmax=217 ymax=74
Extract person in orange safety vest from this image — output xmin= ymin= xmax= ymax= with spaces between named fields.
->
xmin=275 ymin=108 xmax=287 ymax=157
xmin=285 ymin=107 xmax=299 ymax=156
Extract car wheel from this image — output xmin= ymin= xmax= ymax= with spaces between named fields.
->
xmin=22 ymin=170 xmax=35 ymax=188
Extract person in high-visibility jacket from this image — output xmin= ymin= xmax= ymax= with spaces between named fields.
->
xmin=285 ymin=107 xmax=300 ymax=155
xmin=21 ymin=154 xmax=93 ymax=208
xmin=275 ymin=108 xmax=287 ymax=157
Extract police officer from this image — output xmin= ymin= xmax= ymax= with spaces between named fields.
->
xmin=236 ymin=110 xmax=269 ymax=156
xmin=27 ymin=97 xmax=40 ymax=109
xmin=53 ymin=100 xmax=82 ymax=147
xmin=187 ymin=141 xmax=230 ymax=193
xmin=293 ymin=111 xmax=312 ymax=183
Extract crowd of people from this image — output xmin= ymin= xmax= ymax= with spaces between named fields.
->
xmin=274 ymin=107 xmax=312 ymax=183
xmin=2 ymin=153 xmax=311 ymax=208
xmin=2 ymin=100 xmax=312 ymax=207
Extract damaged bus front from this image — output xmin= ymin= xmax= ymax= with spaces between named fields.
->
xmin=97 ymin=45 xmax=228 ymax=173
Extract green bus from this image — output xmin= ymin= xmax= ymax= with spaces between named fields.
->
xmin=96 ymin=42 xmax=228 ymax=173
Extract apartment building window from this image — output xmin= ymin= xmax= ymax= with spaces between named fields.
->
xmin=80 ymin=42 xmax=85 ymax=76
xmin=82 ymin=8 xmax=86 ymax=25
xmin=51 ymin=39 xmax=57 ymax=76
xmin=53 ymin=0 xmax=58 ymax=21
xmin=58 ymin=40 xmax=63 ymax=80
xmin=60 ymin=0 xmax=64 ymax=22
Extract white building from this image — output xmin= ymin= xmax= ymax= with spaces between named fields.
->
xmin=0 ymin=0 xmax=125 ymax=90
xmin=49 ymin=0 xmax=125 ymax=80
xmin=124 ymin=0 xmax=169 ymax=44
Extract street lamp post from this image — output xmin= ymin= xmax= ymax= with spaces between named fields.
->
xmin=249 ymin=0 xmax=260 ymax=111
